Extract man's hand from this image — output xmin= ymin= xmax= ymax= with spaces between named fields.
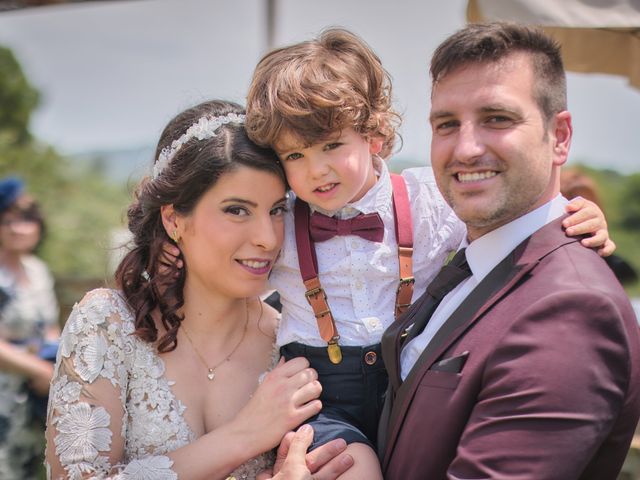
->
xmin=257 ymin=426 xmax=354 ymax=480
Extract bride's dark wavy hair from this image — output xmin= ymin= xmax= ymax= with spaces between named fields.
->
xmin=115 ymin=100 xmax=284 ymax=353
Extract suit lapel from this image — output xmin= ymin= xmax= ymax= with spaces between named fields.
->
xmin=382 ymin=292 xmax=438 ymax=392
xmin=381 ymin=216 xmax=579 ymax=469
xmin=379 ymin=216 xmax=580 ymax=472
xmin=382 ymin=252 xmax=532 ymax=468
xmin=379 ymin=293 xmax=441 ymax=455
xmin=401 ymin=256 xmax=524 ymax=389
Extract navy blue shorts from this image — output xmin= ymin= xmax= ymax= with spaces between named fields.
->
xmin=280 ymin=342 xmax=388 ymax=450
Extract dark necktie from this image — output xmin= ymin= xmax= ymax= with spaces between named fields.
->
xmin=309 ymin=211 xmax=385 ymax=242
xmin=426 ymin=248 xmax=472 ymax=301
xmin=404 ymin=248 xmax=472 ymax=343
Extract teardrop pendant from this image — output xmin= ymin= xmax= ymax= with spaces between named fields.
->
xmin=181 ymin=299 xmax=250 ymax=383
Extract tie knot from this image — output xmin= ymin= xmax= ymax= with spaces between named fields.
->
xmin=426 ymin=248 xmax=472 ymax=302
xmin=336 ymin=219 xmax=352 ymax=236
xmin=447 ymin=248 xmax=469 ymax=270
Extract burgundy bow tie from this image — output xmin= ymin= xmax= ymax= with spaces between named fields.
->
xmin=309 ymin=211 xmax=385 ymax=242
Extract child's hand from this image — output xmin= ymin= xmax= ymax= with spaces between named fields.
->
xmin=562 ymin=197 xmax=616 ymax=257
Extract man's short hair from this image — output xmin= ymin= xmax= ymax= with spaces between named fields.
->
xmin=430 ymin=22 xmax=567 ymax=123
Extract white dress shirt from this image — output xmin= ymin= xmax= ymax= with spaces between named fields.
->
xmin=400 ymin=195 xmax=569 ymax=379
xmin=270 ymin=158 xmax=466 ymax=347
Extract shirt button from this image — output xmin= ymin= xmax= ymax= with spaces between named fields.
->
xmin=364 ymin=351 xmax=377 ymax=365
xmin=351 ymin=240 xmax=359 ymax=249
xmin=355 ymin=280 xmax=363 ymax=290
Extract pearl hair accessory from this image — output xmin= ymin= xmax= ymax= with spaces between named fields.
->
xmin=152 ymin=112 xmax=245 ymax=179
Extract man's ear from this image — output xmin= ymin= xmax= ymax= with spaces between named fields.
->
xmin=552 ymin=111 xmax=572 ymax=167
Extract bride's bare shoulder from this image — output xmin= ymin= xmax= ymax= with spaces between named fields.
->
xmin=257 ymin=300 xmax=280 ymax=340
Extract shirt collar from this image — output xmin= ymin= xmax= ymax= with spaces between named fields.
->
xmin=310 ymin=156 xmax=391 ymax=219
xmin=463 ymin=195 xmax=569 ymax=282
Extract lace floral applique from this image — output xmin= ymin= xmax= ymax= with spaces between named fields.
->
xmin=46 ymin=289 xmax=276 ymax=480
xmin=54 ymin=403 xmax=112 ymax=466
xmin=47 ymin=289 xmax=183 ymax=479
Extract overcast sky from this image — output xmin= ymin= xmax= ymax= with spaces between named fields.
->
xmin=0 ymin=0 xmax=639 ymax=174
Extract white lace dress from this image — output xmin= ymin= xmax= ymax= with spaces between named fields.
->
xmin=45 ymin=288 xmax=275 ymax=479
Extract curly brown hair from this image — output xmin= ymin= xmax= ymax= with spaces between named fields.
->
xmin=115 ymin=100 xmax=284 ymax=353
xmin=245 ymin=28 xmax=401 ymax=159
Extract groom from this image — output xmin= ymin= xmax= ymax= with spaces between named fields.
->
xmin=378 ymin=22 xmax=640 ymax=479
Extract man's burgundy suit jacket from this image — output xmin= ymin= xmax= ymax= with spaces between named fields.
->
xmin=380 ymin=217 xmax=640 ymax=480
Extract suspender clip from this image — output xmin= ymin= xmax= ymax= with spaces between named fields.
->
xmin=397 ymin=276 xmax=415 ymax=292
xmin=327 ymin=336 xmax=342 ymax=364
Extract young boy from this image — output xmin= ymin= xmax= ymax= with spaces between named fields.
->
xmin=244 ymin=28 xmax=613 ymax=479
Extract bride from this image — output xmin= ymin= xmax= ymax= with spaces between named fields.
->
xmin=45 ymin=100 xmax=333 ymax=479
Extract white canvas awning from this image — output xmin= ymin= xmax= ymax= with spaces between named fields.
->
xmin=467 ymin=0 xmax=640 ymax=89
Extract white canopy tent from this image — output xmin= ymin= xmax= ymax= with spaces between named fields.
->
xmin=467 ymin=0 xmax=640 ymax=89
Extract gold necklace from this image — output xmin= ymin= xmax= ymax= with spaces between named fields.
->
xmin=181 ymin=300 xmax=249 ymax=381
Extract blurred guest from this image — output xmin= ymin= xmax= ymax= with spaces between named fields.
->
xmin=0 ymin=176 xmax=60 ymax=479
xmin=561 ymin=168 xmax=639 ymax=285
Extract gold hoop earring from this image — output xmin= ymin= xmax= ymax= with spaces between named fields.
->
xmin=172 ymin=229 xmax=180 ymax=243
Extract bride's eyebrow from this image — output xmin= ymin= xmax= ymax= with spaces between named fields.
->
xmin=221 ymin=198 xmax=257 ymax=207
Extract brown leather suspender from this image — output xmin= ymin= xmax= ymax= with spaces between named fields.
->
xmin=294 ymin=173 xmax=414 ymax=364
xmin=390 ymin=174 xmax=415 ymax=319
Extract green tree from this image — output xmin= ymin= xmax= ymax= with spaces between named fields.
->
xmin=0 ymin=46 xmax=129 ymax=290
xmin=0 ymin=46 xmax=39 ymax=146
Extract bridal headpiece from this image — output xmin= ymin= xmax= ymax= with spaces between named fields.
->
xmin=153 ymin=112 xmax=246 ymax=179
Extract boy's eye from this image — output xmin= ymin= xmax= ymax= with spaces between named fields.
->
xmin=285 ymin=152 xmax=303 ymax=161
xmin=324 ymin=142 xmax=341 ymax=151
xmin=224 ymin=206 xmax=250 ymax=216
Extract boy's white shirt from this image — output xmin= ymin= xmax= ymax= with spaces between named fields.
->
xmin=270 ymin=157 xmax=466 ymax=347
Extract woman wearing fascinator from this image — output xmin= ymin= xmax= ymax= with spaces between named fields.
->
xmin=45 ymin=100 xmax=351 ymax=480
xmin=0 ymin=177 xmax=60 ymax=479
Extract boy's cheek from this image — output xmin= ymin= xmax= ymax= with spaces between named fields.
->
xmin=282 ymin=169 xmax=305 ymax=194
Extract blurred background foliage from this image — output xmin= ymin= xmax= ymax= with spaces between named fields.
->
xmin=572 ymin=165 xmax=640 ymax=296
xmin=1 ymin=43 xmax=639 ymax=321
xmin=0 ymin=45 xmax=130 ymax=317
xmin=0 ymin=46 xmax=38 ymax=146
